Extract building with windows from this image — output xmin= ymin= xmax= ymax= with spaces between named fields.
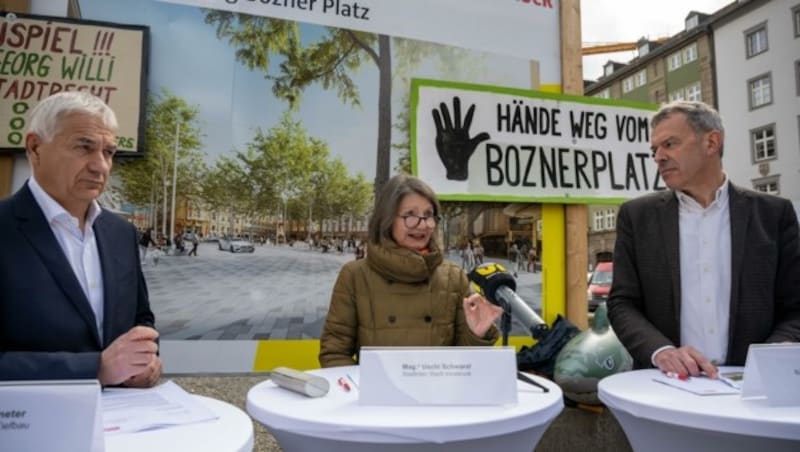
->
xmin=587 ymin=205 xmax=616 ymax=267
xmin=585 ymin=10 xmax=717 ymax=107
xmin=583 ymin=6 xmax=726 ymax=264
xmin=712 ymin=0 xmax=800 ymax=204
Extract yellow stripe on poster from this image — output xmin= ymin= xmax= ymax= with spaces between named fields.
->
xmin=252 ymin=336 xmax=538 ymax=372
xmin=253 ymin=340 xmax=321 ymax=371
xmin=541 ymin=204 xmax=566 ymax=325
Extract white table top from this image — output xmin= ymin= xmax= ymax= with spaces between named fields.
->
xmin=599 ymin=368 xmax=800 ymax=441
xmin=105 ymin=395 xmax=254 ymax=452
xmin=247 ymin=366 xmax=563 ymax=444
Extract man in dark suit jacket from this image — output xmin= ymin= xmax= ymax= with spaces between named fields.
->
xmin=0 ymin=92 xmax=161 ymax=387
xmin=608 ymin=101 xmax=800 ymax=378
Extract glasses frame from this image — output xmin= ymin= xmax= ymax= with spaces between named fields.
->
xmin=398 ymin=214 xmax=440 ymax=228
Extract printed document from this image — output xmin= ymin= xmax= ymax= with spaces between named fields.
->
xmin=102 ymin=380 xmax=218 ymax=434
xmin=652 ymin=373 xmax=741 ymax=396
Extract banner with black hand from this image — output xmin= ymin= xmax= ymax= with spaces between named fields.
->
xmin=433 ymin=97 xmax=491 ymax=181
xmin=412 ymin=79 xmax=660 ymax=203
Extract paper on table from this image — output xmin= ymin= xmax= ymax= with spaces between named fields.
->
xmin=652 ymin=374 xmax=741 ymax=396
xmin=102 ymin=380 xmax=218 ymax=435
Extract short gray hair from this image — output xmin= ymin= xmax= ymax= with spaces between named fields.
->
xmin=651 ymin=100 xmax=725 ymax=156
xmin=368 ymin=174 xmax=441 ymax=247
xmin=26 ymin=91 xmax=118 ymax=142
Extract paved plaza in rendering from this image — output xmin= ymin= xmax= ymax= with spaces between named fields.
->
xmin=143 ymin=243 xmax=543 ymax=340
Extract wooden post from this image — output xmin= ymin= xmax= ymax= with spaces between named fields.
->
xmin=0 ymin=0 xmax=31 ymax=198
xmin=560 ymin=0 xmax=589 ymax=330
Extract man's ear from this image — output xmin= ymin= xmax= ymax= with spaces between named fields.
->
xmin=25 ymin=133 xmax=41 ymax=165
xmin=705 ymin=130 xmax=722 ymax=156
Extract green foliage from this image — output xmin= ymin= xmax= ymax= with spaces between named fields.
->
xmin=201 ymin=113 xmax=372 ymax=226
xmin=205 ymin=12 xmax=368 ymax=109
xmin=115 ymin=88 xmax=206 ymax=209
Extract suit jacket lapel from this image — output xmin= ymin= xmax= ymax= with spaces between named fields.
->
xmin=727 ymin=185 xmax=750 ymax=352
xmin=93 ymin=212 xmax=121 ymax=346
xmin=658 ymin=191 xmax=681 ymax=320
xmin=13 ymin=185 xmax=102 ymax=347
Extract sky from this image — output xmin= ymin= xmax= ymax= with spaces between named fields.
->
xmin=581 ymin=0 xmax=733 ymax=80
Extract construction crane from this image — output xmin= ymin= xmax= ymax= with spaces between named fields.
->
xmin=582 ymin=38 xmax=670 ymax=56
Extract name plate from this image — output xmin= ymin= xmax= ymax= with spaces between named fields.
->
xmin=0 ymin=380 xmax=104 ymax=452
xmin=741 ymin=343 xmax=800 ymax=406
xmin=359 ymin=346 xmax=518 ymax=406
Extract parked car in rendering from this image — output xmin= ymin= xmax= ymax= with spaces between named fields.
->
xmin=218 ymin=236 xmax=255 ymax=253
xmin=587 ymin=261 xmax=613 ymax=312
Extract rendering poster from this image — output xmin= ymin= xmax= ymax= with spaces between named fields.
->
xmin=56 ymin=0 xmax=656 ymax=368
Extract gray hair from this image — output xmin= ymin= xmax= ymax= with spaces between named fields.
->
xmin=651 ymin=100 xmax=725 ymax=156
xmin=26 ymin=91 xmax=118 ymax=142
xmin=368 ymin=174 xmax=441 ymax=247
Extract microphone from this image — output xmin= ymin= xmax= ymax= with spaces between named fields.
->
xmin=468 ymin=262 xmax=548 ymax=340
xmin=270 ymin=367 xmax=330 ymax=398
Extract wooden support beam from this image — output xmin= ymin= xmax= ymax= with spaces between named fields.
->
xmin=561 ymin=0 xmax=589 ymax=330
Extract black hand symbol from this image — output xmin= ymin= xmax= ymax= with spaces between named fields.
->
xmin=432 ymin=97 xmax=491 ymax=181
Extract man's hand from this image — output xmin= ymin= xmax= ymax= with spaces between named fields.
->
xmin=654 ymin=345 xmax=718 ymax=378
xmin=432 ymin=96 xmax=490 ymax=181
xmin=124 ymin=355 xmax=162 ymax=388
xmin=98 ymin=326 xmax=159 ymax=386
xmin=463 ymin=293 xmax=503 ymax=338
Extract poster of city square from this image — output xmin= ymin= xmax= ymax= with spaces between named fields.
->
xmin=54 ymin=0 xmax=654 ymax=344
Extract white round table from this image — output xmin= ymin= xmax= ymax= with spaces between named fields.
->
xmin=106 ymin=396 xmax=253 ymax=452
xmin=599 ymin=368 xmax=800 ymax=452
xmin=247 ymin=366 xmax=563 ymax=452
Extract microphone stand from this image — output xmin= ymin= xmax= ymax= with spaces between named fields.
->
xmin=500 ymin=301 xmax=512 ymax=347
xmin=499 ymin=301 xmax=550 ymax=393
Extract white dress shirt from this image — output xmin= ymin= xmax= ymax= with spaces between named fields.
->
xmin=651 ymin=178 xmax=732 ymax=366
xmin=677 ymin=180 xmax=731 ymax=365
xmin=28 ymin=177 xmax=105 ymax=343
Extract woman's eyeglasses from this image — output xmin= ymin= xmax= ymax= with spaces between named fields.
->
xmin=398 ymin=214 xmax=440 ymax=228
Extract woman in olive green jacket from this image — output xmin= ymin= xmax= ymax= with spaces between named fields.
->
xmin=319 ymin=175 xmax=502 ymax=367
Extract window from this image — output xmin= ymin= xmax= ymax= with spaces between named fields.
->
xmin=793 ymin=5 xmax=800 ymax=37
xmin=753 ymin=176 xmax=779 ymax=195
xmin=667 ymin=52 xmax=682 ymax=71
xmin=682 ymin=43 xmax=698 ymax=64
xmin=593 ymin=211 xmax=604 ymax=231
xmin=796 ymin=60 xmax=800 ymax=96
xmin=686 ymin=15 xmax=699 ymax=30
xmin=749 ymin=73 xmax=772 ymax=109
xmin=594 ymin=88 xmax=610 ymax=99
xmin=634 ymin=70 xmax=647 ymax=87
xmin=685 ymin=82 xmax=702 ymax=101
xmin=669 ymin=90 xmax=685 ymax=102
xmin=745 ymin=24 xmax=768 ymax=58
xmin=622 ymin=76 xmax=634 ymax=93
xmin=751 ymin=125 xmax=776 ymax=162
xmin=604 ymin=209 xmax=616 ymax=230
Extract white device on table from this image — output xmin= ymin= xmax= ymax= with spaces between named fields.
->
xmin=270 ymin=367 xmax=330 ymax=398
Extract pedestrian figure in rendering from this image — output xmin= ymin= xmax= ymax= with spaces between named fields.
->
xmin=473 ymin=241 xmax=484 ymax=265
xmin=509 ymin=243 xmax=520 ymax=277
xmin=187 ymin=231 xmax=199 ymax=257
xmin=139 ymin=227 xmax=156 ymax=263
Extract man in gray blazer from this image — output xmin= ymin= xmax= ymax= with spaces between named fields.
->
xmin=608 ymin=101 xmax=800 ymax=378
xmin=0 ymin=92 xmax=161 ymax=387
